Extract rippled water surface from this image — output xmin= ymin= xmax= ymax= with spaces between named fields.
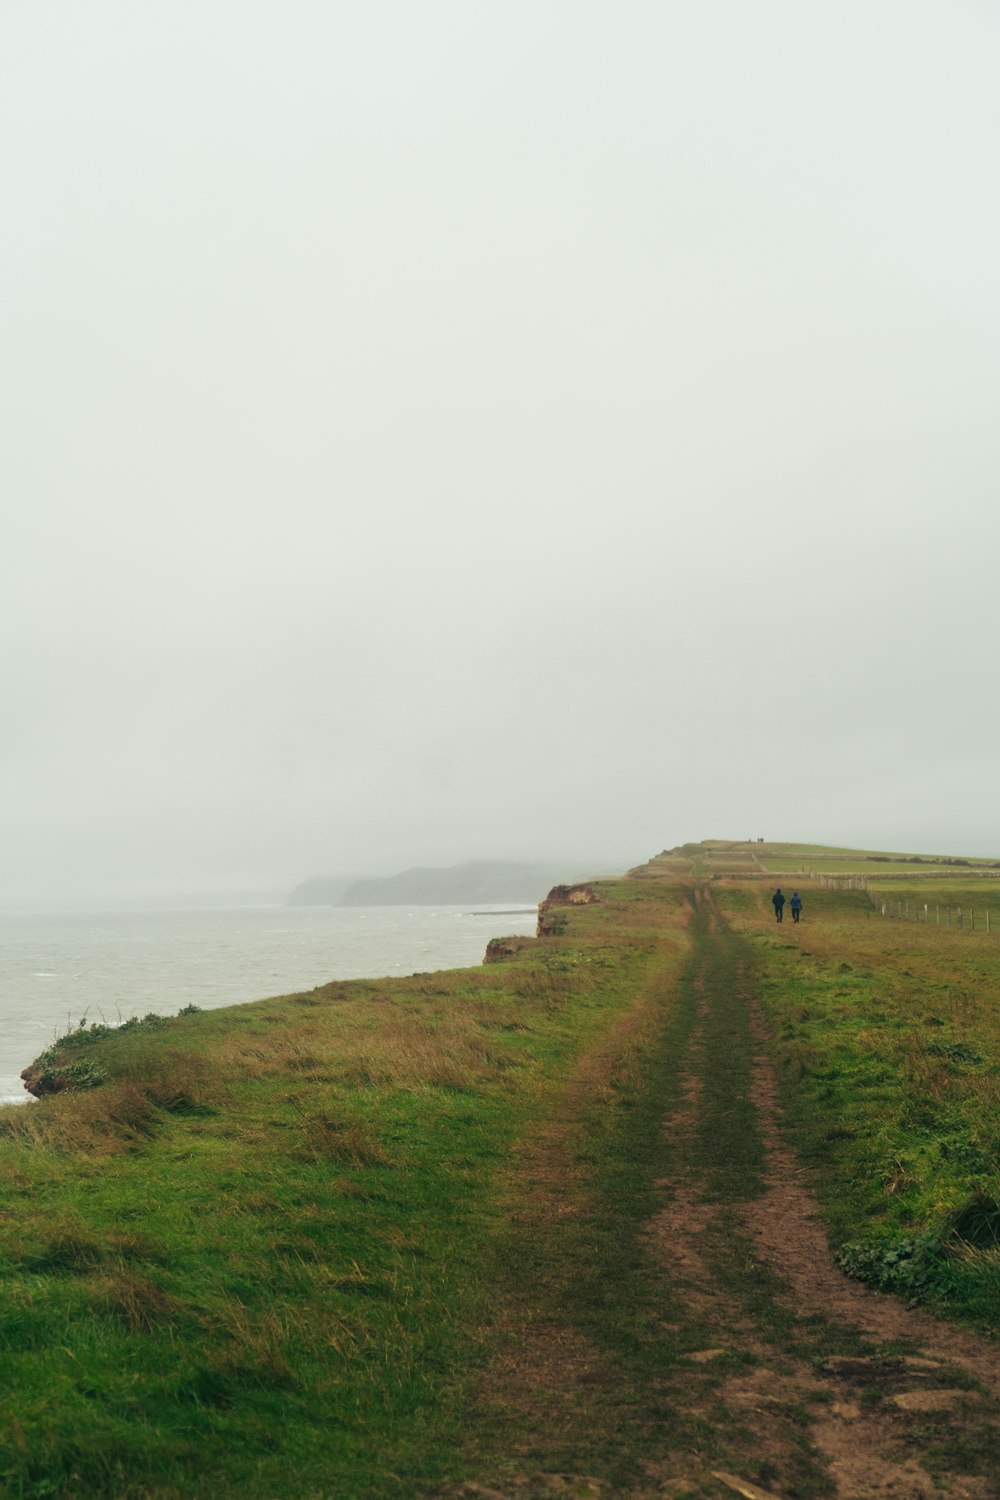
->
xmin=0 ymin=904 xmax=537 ymax=1103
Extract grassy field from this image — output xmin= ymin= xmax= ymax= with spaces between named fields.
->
xmin=653 ymin=837 xmax=1000 ymax=879
xmin=4 ymin=842 xmax=1000 ymax=1497
xmin=0 ymin=879 xmax=694 ymax=1499
xmin=760 ymin=844 xmax=1000 ymax=878
xmin=867 ymin=878 xmax=1000 ymax=928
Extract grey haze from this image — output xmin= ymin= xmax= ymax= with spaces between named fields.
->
xmin=3 ymin=2 xmax=999 ymax=908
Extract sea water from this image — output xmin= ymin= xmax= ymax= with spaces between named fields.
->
xmin=0 ymin=903 xmax=538 ymax=1104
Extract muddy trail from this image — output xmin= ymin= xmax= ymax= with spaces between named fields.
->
xmin=441 ymin=887 xmax=1000 ymax=1500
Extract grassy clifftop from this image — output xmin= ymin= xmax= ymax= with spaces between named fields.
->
xmin=5 ymin=845 xmax=1000 ymax=1498
xmin=0 ymin=877 xmax=690 ymax=1498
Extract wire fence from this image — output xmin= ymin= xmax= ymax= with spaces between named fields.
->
xmin=782 ymin=871 xmax=999 ymax=935
xmin=870 ymin=893 xmax=993 ymax=933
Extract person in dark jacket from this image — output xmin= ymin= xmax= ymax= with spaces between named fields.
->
xmin=772 ymin=888 xmax=786 ymax=922
xmin=790 ymin=891 xmax=802 ymax=923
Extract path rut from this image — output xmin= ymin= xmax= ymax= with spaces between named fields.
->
xmin=646 ymin=889 xmax=1000 ymax=1498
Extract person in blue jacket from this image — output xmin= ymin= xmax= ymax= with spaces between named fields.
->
xmin=790 ymin=890 xmax=803 ymax=923
xmin=772 ymin=888 xmax=786 ymax=922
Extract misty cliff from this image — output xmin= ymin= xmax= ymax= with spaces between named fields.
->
xmin=286 ymin=876 xmax=356 ymax=906
xmin=335 ymin=860 xmax=567 ymax=907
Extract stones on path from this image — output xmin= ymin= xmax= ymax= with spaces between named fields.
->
xmin=458 ymin=1476 xmax=608 ymax=1499
xmin=888 ymin=1388 xmax=970 ymax=1412
xmin=824 ymin=1353 xmax=946 ymax=1382
xmin=899 ymin=1355 xmax=948 ymax=1374
xmin=827 ymin=1398 xmax=863 ymax=1420
xmin=711 ymin=1472 xmax=787 ymax=1500
xmin=823 ymin=1352 xmax=980 ymax=1413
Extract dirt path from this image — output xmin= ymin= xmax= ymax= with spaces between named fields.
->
xmin=647 ymin=894 xmax=1000 ymax=1499
xmin=441 ymin=888 xmax=1000 ymax=1500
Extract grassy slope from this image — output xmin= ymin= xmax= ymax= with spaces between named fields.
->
xmin=0 ymin=879 xmax=691 ymax=1499
xmin=5 ymin=841 xmax=1000 ymax=1496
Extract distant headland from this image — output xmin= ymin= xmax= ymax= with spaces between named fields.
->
xmin=288 ymin=858 xmax=585 ymax=907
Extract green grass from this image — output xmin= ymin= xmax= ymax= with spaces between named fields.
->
xmin=867 ymin=879 xmax=1000 ymax=933
xmin=761 ymin=842 xmax=1000 ymax=868
xmin=0 ymin=879 xmax=692 ymax=1499
xmin=7 ymin=841 xmax=1000 ymax=1496
xmin=713 ymin=870 xmax=1000 ymax=1328
xmin=765 ymin=858 xmax=996 ymax=875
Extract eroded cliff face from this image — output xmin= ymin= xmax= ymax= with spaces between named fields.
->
xmin=536 ymin=883 xmax=598 ymax=936
xmin=20 ymin=1057 xmax=105 ymax=1098
xmin=483 ymin=884 xmax=599 ymax=959
xmin=20 ymin=1060 xmax=76 ymax=1098
xmin=483 ymin=935 xmax=535 ymax=964
xmin=19 ymin=1062 xmax=45 ymax=1098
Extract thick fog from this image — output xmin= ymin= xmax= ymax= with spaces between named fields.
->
xmin=3 ymin=2 xmax=999 ymax=907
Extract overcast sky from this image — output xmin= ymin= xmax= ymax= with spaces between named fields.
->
xmin=3 ymin=1 xmax=999 ymax=905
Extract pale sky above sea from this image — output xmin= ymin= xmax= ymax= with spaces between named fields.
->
xmin=3 ymin=2 xmax=999 ymax=906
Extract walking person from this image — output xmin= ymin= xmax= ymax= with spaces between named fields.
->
xmin=772 ymin=888 xmax=786 ymax=923
xmin=790 ymin=890 xmax=802 ymax=923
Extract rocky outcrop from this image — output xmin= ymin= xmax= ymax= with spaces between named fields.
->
xmin=483 ymin=935 xmax=535 ymax=964
xmin=536 ymin=884 xmax=598 ymax=936
xmin=20 ymin=1058 xmax=106 ymax=1098
xmin=19 ymin=1062 xmax=48 ymax=1098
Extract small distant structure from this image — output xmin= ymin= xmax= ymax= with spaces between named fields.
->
xmin=757 ymin=837 xmax=764 ymax=843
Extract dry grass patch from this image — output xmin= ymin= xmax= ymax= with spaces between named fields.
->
xmin=210 ymin=1028 xmax=329 ymax=1080
xmin=341 ymin=1027 xmax=520 ymax=1092
xmin=208 ymin=1300 xmax=303 ymax=1387
xmin=1 ymin=1083 xmax=157 ymax=1156
xmin=0 ymin=1051 xmax=222 ymax=1158
xmin=92 ymin=1268 xmax=179 ymax=1333
xmin=297 ymin=1112 xmax=392 ymax=1167
xmin=204 ymin=998 xmax=524 ymax=1094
